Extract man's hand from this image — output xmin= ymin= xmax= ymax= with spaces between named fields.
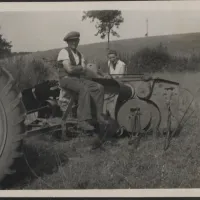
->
xmin=95 ymin=69 xmax=111 ymax=78
xmin=104 ymin=74 xmax=112 ymax=79
xmin=96 ymin=68 xmax=105 ymax=76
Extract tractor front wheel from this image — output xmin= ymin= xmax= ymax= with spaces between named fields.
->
xmin=0 ymin=67 xmax=26 ymax=184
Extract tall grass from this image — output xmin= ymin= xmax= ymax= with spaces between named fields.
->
xmin=97 ymin=43 xmax=200 ymax=74
xmin=0 ymin=54 xmax=57 ymax=90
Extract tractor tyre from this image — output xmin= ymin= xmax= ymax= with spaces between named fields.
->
xmin=0 ymin=67 xmax=26 ymax=184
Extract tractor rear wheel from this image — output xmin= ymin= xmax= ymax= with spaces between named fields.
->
xmin=0 ymin=67 xmax=26 ymax=183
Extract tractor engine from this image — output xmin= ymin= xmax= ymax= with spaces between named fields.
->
xmin=21 ymin=75 xmax=180 ymax=138
xmin=94 ymin=75 xmax=180 ymax=136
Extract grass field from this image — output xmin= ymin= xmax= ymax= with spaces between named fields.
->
xmin=2 ymin=32 xmax=200 ymax=189
xmin=2 ymin=71 xmax=200 ymax=189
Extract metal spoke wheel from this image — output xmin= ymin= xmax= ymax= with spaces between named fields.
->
xmin=163 ymin=85 xmax=195 ymax=150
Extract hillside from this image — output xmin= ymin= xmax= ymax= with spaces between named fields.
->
xmin=30 ymin=32 xmax=200 ymax=62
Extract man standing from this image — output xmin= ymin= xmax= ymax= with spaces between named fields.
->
xmin=57 ymin=31 xmax=105 ymax=133
xmin=107 ymin=50 xmax=127 ymax=78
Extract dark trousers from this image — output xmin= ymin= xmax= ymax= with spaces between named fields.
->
xmin=59 ymin=76 xmax=104 ymax=122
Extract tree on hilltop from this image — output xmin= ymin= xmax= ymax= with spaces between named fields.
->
xmin=82 ymin=10 xmax=124 ymax=50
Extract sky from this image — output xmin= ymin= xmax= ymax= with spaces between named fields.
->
xmin=1 ymin=2 xmax=200 ymax=52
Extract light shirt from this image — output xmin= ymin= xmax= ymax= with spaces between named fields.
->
xmin=57 ymin=48 xmax=85 ymax=67
xmin=104 ymin=59 xmax=126 ymax=116
xmin=108 ymin=59 xmax=126 ymax=78
xmin=57 ymin=48 xmax=85 ymax=101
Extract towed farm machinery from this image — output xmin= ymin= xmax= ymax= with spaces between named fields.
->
xmin=0 ymin=64 xmax=195 ymax=184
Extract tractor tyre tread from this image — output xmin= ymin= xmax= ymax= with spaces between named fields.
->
xmin=0 ymin=67 xmax=26 ymax=184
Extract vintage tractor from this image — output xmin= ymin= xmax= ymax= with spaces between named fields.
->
xmin=21 ymin=71 xmax=186 ymax=149
xmin=0 ymin=63 xmax=195 ymax=184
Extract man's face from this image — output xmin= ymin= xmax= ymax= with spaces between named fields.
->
xmin=108 ymin=53 xmax=117 ymax=64
xmin=67 ymin=38 xmax=80 ymax=50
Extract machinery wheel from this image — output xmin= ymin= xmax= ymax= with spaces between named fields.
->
xmin=163 ymin=86 xmax=194 ymax=150
xmin=0 ymin=67 xmax=26 ymax=183
xmin=117 ymin=98 xmax=161 ymax=136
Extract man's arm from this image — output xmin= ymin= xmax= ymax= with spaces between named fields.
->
xmin=62 ymin=59 xmax=85 ymax=75
xmin=97 ymin=67 xmax=112 ymax=78
xmin=57 ymin=49 xmax=85 ymax=75
xmin=120 ymin=64 xmax=126 ymax=75
xmin=81 ymin=53 xmax=86 ymax=70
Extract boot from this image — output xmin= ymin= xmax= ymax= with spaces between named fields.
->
xmin=91 ymin=135 xmax=103 ymax=150
xmin=78 ymin=120 xmax=95 ymax=131
xmin=90 ymin=122 xmax=108 ymax=150
xmin=97 ymin=114 xmax=109 ymax=125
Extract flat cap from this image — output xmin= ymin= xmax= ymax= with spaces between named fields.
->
xmin=64 ymin=31 xmax=80 ymax=41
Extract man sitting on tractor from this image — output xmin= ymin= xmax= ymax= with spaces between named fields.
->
xmin=107 ymin=49 xmax=127 ymax=78
xmin=97 ymin=49 xmax=127 ymax=78
xmin=57 ymin=31 xmax=106 ymax=134
xmin=99 ymin=50 xmax=127 ymax=116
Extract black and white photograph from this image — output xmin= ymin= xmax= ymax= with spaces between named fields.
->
xmin=1 ymin=1 xmax=200 ymax=196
